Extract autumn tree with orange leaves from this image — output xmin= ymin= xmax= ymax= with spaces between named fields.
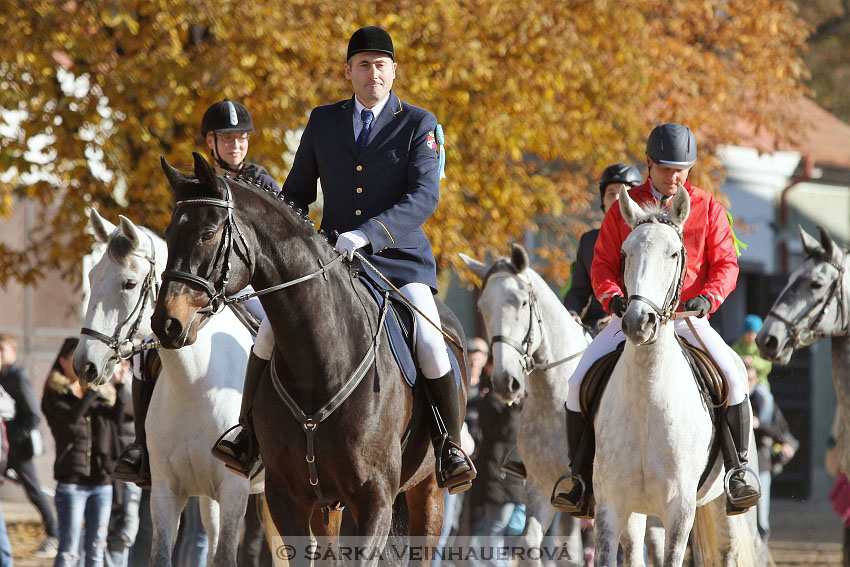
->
xmin=0 ymin=0 xmax=808 ymax=286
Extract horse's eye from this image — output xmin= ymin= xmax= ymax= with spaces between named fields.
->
xmin=670 ymin=252 xmax=678 ymax=259
xmin=201 ymin=230 xmax=216 ymax=242
xmin=122 ymin=280 xmax=138 ymax=290
xmin=810 ymin=280 xmax=823 ymax=290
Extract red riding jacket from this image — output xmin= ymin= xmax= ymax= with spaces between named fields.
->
xmin=591 ymin=180 xmax=739 ymax=316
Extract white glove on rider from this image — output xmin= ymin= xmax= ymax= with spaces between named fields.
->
xmin=335 ymin=230 xmax=370 ymax=260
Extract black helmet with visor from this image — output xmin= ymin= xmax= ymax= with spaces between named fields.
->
xmin=646 ymin=123 xmax=697 ymax=168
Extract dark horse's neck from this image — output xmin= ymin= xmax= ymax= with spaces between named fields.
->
xmin=229 ymin=180 xmax=373 ymax=397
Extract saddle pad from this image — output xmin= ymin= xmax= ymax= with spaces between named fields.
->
xmin=357 ymin=272 xmax=461 ymax=389
xmin=579 ymin=341 xmax=625 ymax=420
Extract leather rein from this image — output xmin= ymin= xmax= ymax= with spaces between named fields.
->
xmin=488 ymin=274 xmax=586 ymax=375
xmin=80 ymin=232 xmax=161 ymax=361
xmin=161 ymin=175 xmax=382 ymax=505
xmin=767 ymin=250 xmax=849 ymax=347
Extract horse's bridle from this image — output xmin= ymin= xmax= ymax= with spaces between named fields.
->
xmin=162 ymin=176 xmax=343 ymax=317
xmin=767 ymin=250 xmax=849 ymax=348
xmin=624 ymin=217 xmax=688 ymax=344
xmin=80 ymin=233 xmax=161 ymax=360
xmin=489 ymin=274 xmax=586 ymax=375
xmin=162 ymin=178 xmax=254 ymax=316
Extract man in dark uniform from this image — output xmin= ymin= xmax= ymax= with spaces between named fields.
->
xmin=212 ymin=26 xmax=476 ymax=494
xmin=564 ymin=164 xmax=642 ymax=335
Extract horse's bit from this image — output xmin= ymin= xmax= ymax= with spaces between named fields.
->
xmin=161 ymin=176 xmax=342 ymax=315
xmin=767 ymin=250 xmax=848 ymax=347
xmin=490 ymin=275 xmax=586 ymax=375
xmin=624 ymin=216 xmax=688 ymax=344
xmin=80 ymin=233 xmax=161 ymax=360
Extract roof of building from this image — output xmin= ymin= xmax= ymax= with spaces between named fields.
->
xmin=737 ymin=97 xmax=850 ymax=168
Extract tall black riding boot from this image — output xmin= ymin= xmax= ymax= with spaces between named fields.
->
xmin=424 ymin=369 xmax=477 ymax=494
xmin=113 ymin=376 xmax=153 ymax=488
xmin=551 ymin=409 xmax=594 ymax=518
xmin=723 ymin=397 xmax=761 ymax=515
xmin=212 ymin=349 xmax=266 ymax=478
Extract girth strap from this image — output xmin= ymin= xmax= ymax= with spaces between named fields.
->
xmin=268 ymin=294 xmax=390 ymax=501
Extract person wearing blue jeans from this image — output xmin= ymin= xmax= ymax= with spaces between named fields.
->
xmin=0 ymin=499 xmax=12 ymax=567
xmin=41 ymin=338 xmax=126 ymax=567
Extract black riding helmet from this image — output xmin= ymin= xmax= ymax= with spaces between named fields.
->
xmin=598 ymin=163 xmax=641 ymax=208
xmin=201 ymin=99 xmax=254 ymax=172
xmin=646 ymin=123 xmax=697 ymax=168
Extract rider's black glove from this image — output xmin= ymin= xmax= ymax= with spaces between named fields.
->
xmin=609 ymin=295 xmax=627 ymax=318
xmin=684 ymin=294 xmax=712 ymax=318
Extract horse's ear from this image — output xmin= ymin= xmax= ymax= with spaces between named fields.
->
xmin=160 ymin=155 xmax=187 ymax=190
xmin=799 ymin=225 xmax=824 ymax=257
xmin=88 ymin=208 xmax=114 ymax=244
xmin=459 ymin=253 xmax=489 ymax=280
xmin=817 ymin=225 xmax=835 ymax=257
xmin=668 ymin=185 xmax=691 ymax=228
xmin=510 ymin=244 xmax=529 ymax=273
xmin=618 ymin=185 xmax=643 ymax=228
xmin=118 ymin=215 xmax=142 ymax=251
xmin=192 ymin=152 xmax=222 ymax=197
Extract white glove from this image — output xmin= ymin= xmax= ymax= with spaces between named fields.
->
xmin=335 ymin=230 xmax=369 ymax=260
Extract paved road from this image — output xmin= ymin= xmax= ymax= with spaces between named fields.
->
xmin=3 ymin=469 xmax=844 ymax=565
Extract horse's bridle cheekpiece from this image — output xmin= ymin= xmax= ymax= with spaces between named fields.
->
xmin=767 ymin=249 xmax=848 ymax=347
xmin=488 ymin=272 xmax=586 ymax=375
xmin=624 ymin=216 xmax=688 ymax=345
xmin=161 ymin=175 xmax=343 ymax=318
xmin=80 ymin=232 xmax=161 ymax=361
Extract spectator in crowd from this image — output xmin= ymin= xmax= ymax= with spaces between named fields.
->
xmin=105 ymin=359 xmax=141 ymax=567
xmin=0 ymin=334 xmax=59 ymax=559
xmin=0 ymin=347 xmax=15 ymax=567
xmin=732 ymin=315 xmax=773 ymax=390
xmin=42 ymin=338 xmax=126 ymax=567
xmin=468 ymin=375 xmax=524 ymax=567
xmin=826 ymin=409 xmax=850 ymax=566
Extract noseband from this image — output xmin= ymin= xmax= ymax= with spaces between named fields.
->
xmin=767 ymin=252 xmax=848 ymax=347
xmin=625 ymin=217 xmax=688 ymax=344
xmin=80 ymin=233 xmax=161 ymax=360
xmin=489 ymin=274 xmax=586 ymax=375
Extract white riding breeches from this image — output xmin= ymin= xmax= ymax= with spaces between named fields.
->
xmin=400 ymin=282 xmax=452 ymax=379
xmin=565 ymin=315 xmax=747 ymax=412
xmin=254 ymin=317 xmax=274 ymax=360
xmin=251 ymin=282 xmax=452 ymax=379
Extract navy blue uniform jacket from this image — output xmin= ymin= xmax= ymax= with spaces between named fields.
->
xmin=282 ymin=91 xmax=440 ymax=291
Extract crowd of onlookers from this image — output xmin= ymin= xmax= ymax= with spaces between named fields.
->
xmin=0 ymin=334 xmax=265 ymax=567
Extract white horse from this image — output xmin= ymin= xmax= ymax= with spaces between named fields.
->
xmin=757 ymin=226 xmax=850 ymax=473
xmin=461 ymin=245 xmax=669 ymax=567
xmin=461 ymin=245 xmax=589 ymax=565
xmin=73 ymin=210 xmax=261 ymax=567
xmin=592 ymin=186 xmax=760 ymax=567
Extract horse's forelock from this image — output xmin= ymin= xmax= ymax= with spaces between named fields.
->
xmin=481 ymin=258 xmax=519 ymax=289
xmin=106 ymin=231 xmax=139 ymax=266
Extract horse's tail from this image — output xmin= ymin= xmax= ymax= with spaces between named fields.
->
xmin=693 ymin=504 xmax=768 ymax=566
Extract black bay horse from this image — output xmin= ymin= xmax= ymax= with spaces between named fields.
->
xmin=150 ymin=152 xmax=468 ymax=563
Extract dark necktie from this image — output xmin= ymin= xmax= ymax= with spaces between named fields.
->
xmin=357 ymin=109 xmax=374 ymax=153
xmin=661 ymin=195 xmax=671 ymax=208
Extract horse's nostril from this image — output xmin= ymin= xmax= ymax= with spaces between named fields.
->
xmin=163 ymin=317 xmax=183 ymax=339
xmin=508 ymin=377 xmax=521 ymax=393
xmin=83 ymin=362 xmax=99 ymax=383
xmin=764 ymin=335 xmax=778 ymax=353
